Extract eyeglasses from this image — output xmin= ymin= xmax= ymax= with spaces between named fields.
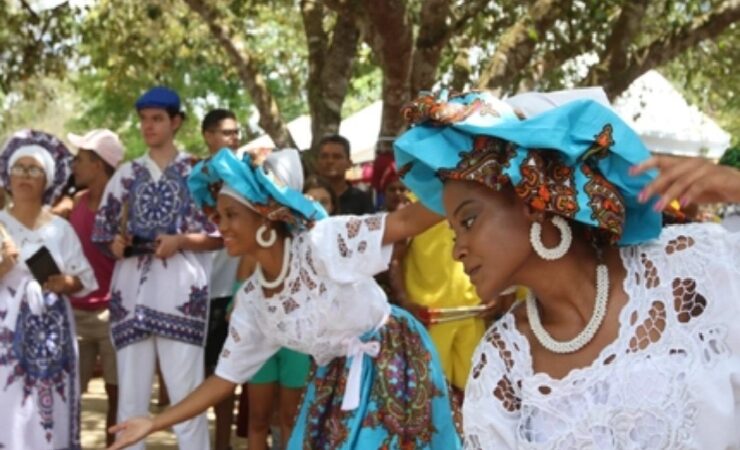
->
xmin=209 ymin=128 xmax=241 ymax=138
xmin=10 ymin=165 xmax=45 ymax=179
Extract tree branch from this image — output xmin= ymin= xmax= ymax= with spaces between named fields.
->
xmin=583 ymin=0 xmax=650 ymax=87
xmin=476 ymin=0 xmax=561 ymax=94
xmin=596 ymin=0 xmax=740 ymax=98
xmin=182 ymin=0 xmax=294 ymax=148
xmin=410 ymin=0 xmax=453 ymax=95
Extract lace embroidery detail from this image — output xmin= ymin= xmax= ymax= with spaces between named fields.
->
xmin=363 ymin=215 xmax=382 ymax=231
xmin=357 ymin=241 xmax=367 ymax=254
xmin=345 ymin=217 xmax=361 ymax=239
xmin=299 ymin=268 xmax=317 ymax=290
xmin=336 ymin=234 xmax=352 ymax=258
xmin=282 ymin=297 xmax=300 ymax=314
xmin=665 ymin=235 xmax=695 ymax=254
xmin=229 ymin=326 xmax=241 ymax=342
xmin=672 ymin=278 xmax=706 ymax=324
xmin=493 ymin=376 xmax=521 ymax=412
xmin=628 ymin=300 xmax=666 ymax=352
xmin=640 ymin=253 xmax=661 ymax=288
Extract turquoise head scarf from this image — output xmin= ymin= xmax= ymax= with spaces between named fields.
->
xmin=188 ymin=148 xmax=327 ymax=231
xmin=394 ymin=91 xmax=661 ymax=245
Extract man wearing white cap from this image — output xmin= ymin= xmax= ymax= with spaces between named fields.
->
xmin=67 ymin=128 xmax=124 ymax=447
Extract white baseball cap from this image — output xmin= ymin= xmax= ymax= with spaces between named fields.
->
xmin=67 ymin=129 xmax=124 ymax=167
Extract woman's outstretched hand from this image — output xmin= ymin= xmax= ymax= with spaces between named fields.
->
xmin=107 ymin=416 xmax=154 ymax=450
xmin=631 ymin=155 xmax=740 ymax=210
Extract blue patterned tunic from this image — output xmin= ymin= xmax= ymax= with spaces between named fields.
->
xmin=92 ymin=153 xmax=217 ymax=349
xmin=0 ymin=212 xmax=97 ymax=450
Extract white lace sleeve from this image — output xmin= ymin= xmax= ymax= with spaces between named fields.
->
xmin=463 ymin=318 xmax=521 ymax=449
xmin=308 ymin=214 xmax=393 ymax=284
xmin=214 ymin=290 xmax=281 ymax=384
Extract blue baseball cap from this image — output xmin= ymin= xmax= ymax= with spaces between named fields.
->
xmin=135 ymin=86 xmax=181 ymax=112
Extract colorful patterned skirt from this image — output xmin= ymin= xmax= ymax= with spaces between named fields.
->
xmin=288 ymin=306 xmax=462 ymax=449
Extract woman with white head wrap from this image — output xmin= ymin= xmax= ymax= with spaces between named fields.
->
xmin=0 ymin=129 xmax=97 ymax=449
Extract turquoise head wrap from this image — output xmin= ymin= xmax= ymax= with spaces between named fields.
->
xmin=188 ymin=148 xmax=327 ymax=231
xmin=394 ymin=91 xmax=662 ymax=245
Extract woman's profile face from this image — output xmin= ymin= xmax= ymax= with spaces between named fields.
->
xmin=443 ymin=179 xmax=532 ymax=302
xmin=216 ymin=193 xmax=264 ymax=256
xmin=9 ymin=156 xmax=47 ymax=203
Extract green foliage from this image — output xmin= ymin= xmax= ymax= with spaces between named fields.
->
xmin=719 ymin=146 xmax=740 ymax=169
xmin=0 ymin=1 xmax=76 ymax=94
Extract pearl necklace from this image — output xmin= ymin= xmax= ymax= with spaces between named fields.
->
xmin=255 ymin=237 xmax=292 ymax=289
xmin=526 ymin=264 xmax=609 ymax=354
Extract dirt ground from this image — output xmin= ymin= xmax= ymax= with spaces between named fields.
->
xmin=81 ymin=377 xmax=248 ymax=450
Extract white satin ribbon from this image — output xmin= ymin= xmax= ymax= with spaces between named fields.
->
xmin=340 ymin=312 xmax=390 ymax=411
xmin=340 ymin=337 xmax=381 ymax=411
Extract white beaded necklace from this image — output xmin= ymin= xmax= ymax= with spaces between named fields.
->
xmin=255 ymin=237 xmax=292 ymax=289
xmin=526 ymin=264 xmax=609 ymax=354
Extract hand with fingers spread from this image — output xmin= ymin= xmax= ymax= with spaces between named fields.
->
xmin=107 ymin=416 xmax=154 ymax=450
xmin=631 ymin=155 xmax=740 ymax=211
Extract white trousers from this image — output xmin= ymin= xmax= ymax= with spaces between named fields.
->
xmin=116 ymin=336 xmax=209 ymax=450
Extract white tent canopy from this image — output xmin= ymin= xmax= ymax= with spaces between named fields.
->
xmin=241 ymin=101 xmax=382 ymax=164
xmin=612 ymin=70 xmax=730 ymax=159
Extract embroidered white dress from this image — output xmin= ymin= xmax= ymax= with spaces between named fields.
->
xmin=463 ymin=223 xmax=740 ymax=449
xmin=92 ymin=153 xmax=217 ymax=349
xmin=216 ymin=214 xmax=392 ymax=382
xmin=218 ymin=214 xmax=461 ymax=449
xmin=0 ymin=212 xmax=97 ymax=450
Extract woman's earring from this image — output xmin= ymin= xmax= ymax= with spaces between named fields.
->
xmin=530 ymin=215 xmax=572 ymax=260
xmin=256 ymin=224 xmax=277 ymax=247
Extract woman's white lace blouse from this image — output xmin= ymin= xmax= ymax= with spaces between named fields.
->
xmin=463 ymin=223 xmax=740 ymax=449
xmin=216 ymin=214 xmax=392 ymax=383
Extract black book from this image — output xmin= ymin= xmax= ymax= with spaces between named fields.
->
xmin=25 ymin=246 xmax=61 ymax=285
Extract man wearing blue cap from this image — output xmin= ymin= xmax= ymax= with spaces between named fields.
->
xmin=92 ymin=86 xmax=220 ymax=450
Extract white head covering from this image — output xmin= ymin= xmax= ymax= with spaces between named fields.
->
xmin=218 ymin=148 xmax=305 ymax=213
xmin=505 ymin=87 xmax=611 ymax=119
xmin=219 ymin=184 xmax=256 ymax=210
xmin=8 ymin=144 xmax=56 ymax=189
xmin=263 ymin=148 xmax=304 ymax=191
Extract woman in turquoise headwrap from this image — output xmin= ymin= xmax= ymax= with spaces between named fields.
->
xmin=393 ymin=90 xmax=740 ymax=449
xmin=107 ymin=148 xmax=461 ymax=450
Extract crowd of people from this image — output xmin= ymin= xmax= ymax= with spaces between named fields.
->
xmin=0 ymin=84 xmax=738 ymax=450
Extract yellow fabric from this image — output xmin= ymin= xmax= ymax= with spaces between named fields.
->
xmin=427 ymin=317 xmax=485 ymax=389
xmin=402 ymin=221 xmax=481 ymax=308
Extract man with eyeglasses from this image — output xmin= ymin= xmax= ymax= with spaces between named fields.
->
xmin=202 ymin=109 xmax=241 ymax=153
xmin=200 ymin=108 xmax=244 ymax=450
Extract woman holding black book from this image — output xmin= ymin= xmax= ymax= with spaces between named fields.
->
xmin=0 ymin=129 xmax=98 ymax=449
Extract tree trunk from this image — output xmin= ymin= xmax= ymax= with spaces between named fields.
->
xmin=301 ymin=0 xmax=360 ymax=153
xmin=182 ymin=0 xmax=294 ymax=148
xmin=357 ymin=0 xmax=414 ymax=152
xmin=409 ymin=0 xmax=453 ymax=96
